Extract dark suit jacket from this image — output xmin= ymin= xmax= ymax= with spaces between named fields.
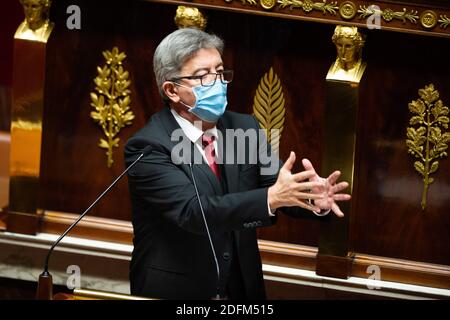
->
xmin=125 ymin=107 xmax=312 ymax=299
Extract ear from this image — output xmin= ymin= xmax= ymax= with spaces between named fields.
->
xmin=162 ymin=81 xmax=180 ymax=103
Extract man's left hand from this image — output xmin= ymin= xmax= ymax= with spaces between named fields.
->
xmin=301 ymin=158 xmax=351 ymax=217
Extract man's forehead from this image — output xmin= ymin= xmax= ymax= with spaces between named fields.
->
xmin=181 ymin=48 xmax=223 ymax=71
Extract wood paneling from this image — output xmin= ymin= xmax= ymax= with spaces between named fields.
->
xmin=41 ymin=210 xmax=133 ymax=244
xmin=351 ymin=30 xmax=450 ymax=266
xmin=39 ymin=0 xmax=331 ymax=247
xmin=40 ymin=0 xmax=169 ymax=221
xmin=13 ymin=0 xmax=448 ymax=274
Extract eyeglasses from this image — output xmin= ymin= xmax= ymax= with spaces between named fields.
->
xmin=170 ymin=70 xmax=233 ymax=87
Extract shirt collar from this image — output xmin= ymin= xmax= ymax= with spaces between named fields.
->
xmin=170 ymin=108 xmax=218 ymax=144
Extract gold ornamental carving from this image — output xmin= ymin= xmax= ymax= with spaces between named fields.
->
xmin=224 ymin=0 xmax=258 ymax=6
xmin=174 ymin=6 xmax=207 ymax=30
xmin=339 ymin=1 xmax=357 ymax=20
xmin=252 ymin=67 xmax=286 ymax=155
xmin=420 ymin=10 xmax=438 ymax=29
xmin=406 ymin=84 xmax=449 ymax=210
xmin=358 ymin=5 xmax=419 ymax=24
xmin=260 ymin=0 xmax=276 ymax=10
xmin=326 ymin=25 xmax=366 ymax=84
xmin=15 ymin=0 xmax=54 ymax=42
xmin=90 ymin=47 xmax=135 ymax=168
xmin=277 ymin=0 xmax=338 ymax=15
xmin=439 ymin=15 xmax=450 ymax=29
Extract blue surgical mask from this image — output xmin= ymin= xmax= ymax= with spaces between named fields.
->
xmin=178 ymin=81 xmax=228 ymax=123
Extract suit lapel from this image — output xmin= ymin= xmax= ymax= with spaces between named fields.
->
xmin=159 ymin=107 xmax=223 ymax=195
xmin=160 ymin=108 xmax=242 ymax=247
xmin=194 ymin=143 xmax=223 ymax=195
xmin=218 ymin=116 xmax=242 ymax=249
xmin=217 ymin=117 xmax=239 ymax=194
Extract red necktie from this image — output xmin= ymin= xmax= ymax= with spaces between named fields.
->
xmin=202 ymin=134 xmax=220 ymax=180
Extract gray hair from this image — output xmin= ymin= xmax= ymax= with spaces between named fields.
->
xmin=153 ymin=28 xmax=224 ymax=100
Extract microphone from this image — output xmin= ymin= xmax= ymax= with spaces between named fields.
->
xmin=188 ymin=163 xmax=224 ymax=300
xmin=36 ymin=145 xmax=153 ymax=300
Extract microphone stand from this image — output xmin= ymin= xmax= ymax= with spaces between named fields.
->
xmin=36 ymin=149 xmax=150 ymax=300
xmin=188 ymin=164 xmax=228 ymax=300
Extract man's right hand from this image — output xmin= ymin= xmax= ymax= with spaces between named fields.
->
xmin=268 ymin=151 xmax=324 ymax=212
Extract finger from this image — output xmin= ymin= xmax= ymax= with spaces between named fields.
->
xmin=282 ymin=151 xmax=296 ymax=172
xmin=294 ymin=191 xmax=324 ymax=200
xmin=327 ymin=171 xmax=341 ymax=186
xmin=294 ymin=181 xmax=324 ymax=192
xmin=292 ymin=170 xmax=316 ymax=182
xmin=331 ymin=203 xmax=344 ymax=217
xmin=331 ymin=181 xmax=349 ymax=193
xmin=295 ymin=199 xmax=320 ymax=212
xmin=302 ymin=158 xmax=317 ymax=174
xmin=333 ymin=194 xmax=351 ymax=201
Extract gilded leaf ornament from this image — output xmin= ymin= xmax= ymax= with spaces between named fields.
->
xmin=90 ymin=47 xmax=135 ymax=168
xmin=406 ymin=84 xmax=450 ymax=210
xmin=253 ymin=68 xmax=286 ymax=155
xmin=277 ymin=0 xmax=338 ymax=15
xmin=358 ymin=5 xmax=419 ymax=24
xmin=224 ymin=0 xmax=258 ymax=6
xmin=439 ymin=15 xmax=450 ymax=29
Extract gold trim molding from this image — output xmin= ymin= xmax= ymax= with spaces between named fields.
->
xmin=90 ymin=47 xmax=135 ymax=168
xmin=357 ymin=5 xmax=419 ymax=24
xmin=214 ymin=0 xmax=450 ymax=35
xmin=439 ymin=15 xmax=450 ymax=29
xmin=406 ymin=84 xmax=449 ymax=210
xmin=224 ymin=0 xmax=258 ymax=6
xmin=339 ymin=1 xmax=357 ymax=20
xmin=420 ymin=10 xmax=438 ymax=30
xmin=260 ymin=0 xmax=276 ymax=10
xmin=252 ymin=67 xmax=286 ymax=155
xmin=277 ymin=0 xmax=339 ymax=15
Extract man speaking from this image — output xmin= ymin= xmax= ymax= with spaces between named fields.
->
xmin=124 ymin=28 xmax=350 ymax=300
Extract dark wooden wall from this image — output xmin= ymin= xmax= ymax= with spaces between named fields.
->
xmin=353 ymin=30 xmax=450 ymax=265
xmin=37 ymin=0 xmax=449 ymax=265
xmin=0 ymin=0 xmax=23 ymax=131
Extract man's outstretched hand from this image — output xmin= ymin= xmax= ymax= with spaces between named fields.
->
xmin=268 ymin=152 xmax=351 ymax=217
xmin=268 ymin=152 xmax=325 ymax=213
xmin=301 ymin=158 xmax=351 ymax=217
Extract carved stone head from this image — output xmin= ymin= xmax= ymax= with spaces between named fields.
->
xmin=332 ymin=26 xmax=365 ymax=71
xmin=19 ymin=0 xmax=52 ymax=31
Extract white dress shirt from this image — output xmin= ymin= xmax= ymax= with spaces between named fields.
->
xmin=170 ymin=108 xmax=275 ymax=216
xmin=170 ymin=108 xmax=219 ymax=164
